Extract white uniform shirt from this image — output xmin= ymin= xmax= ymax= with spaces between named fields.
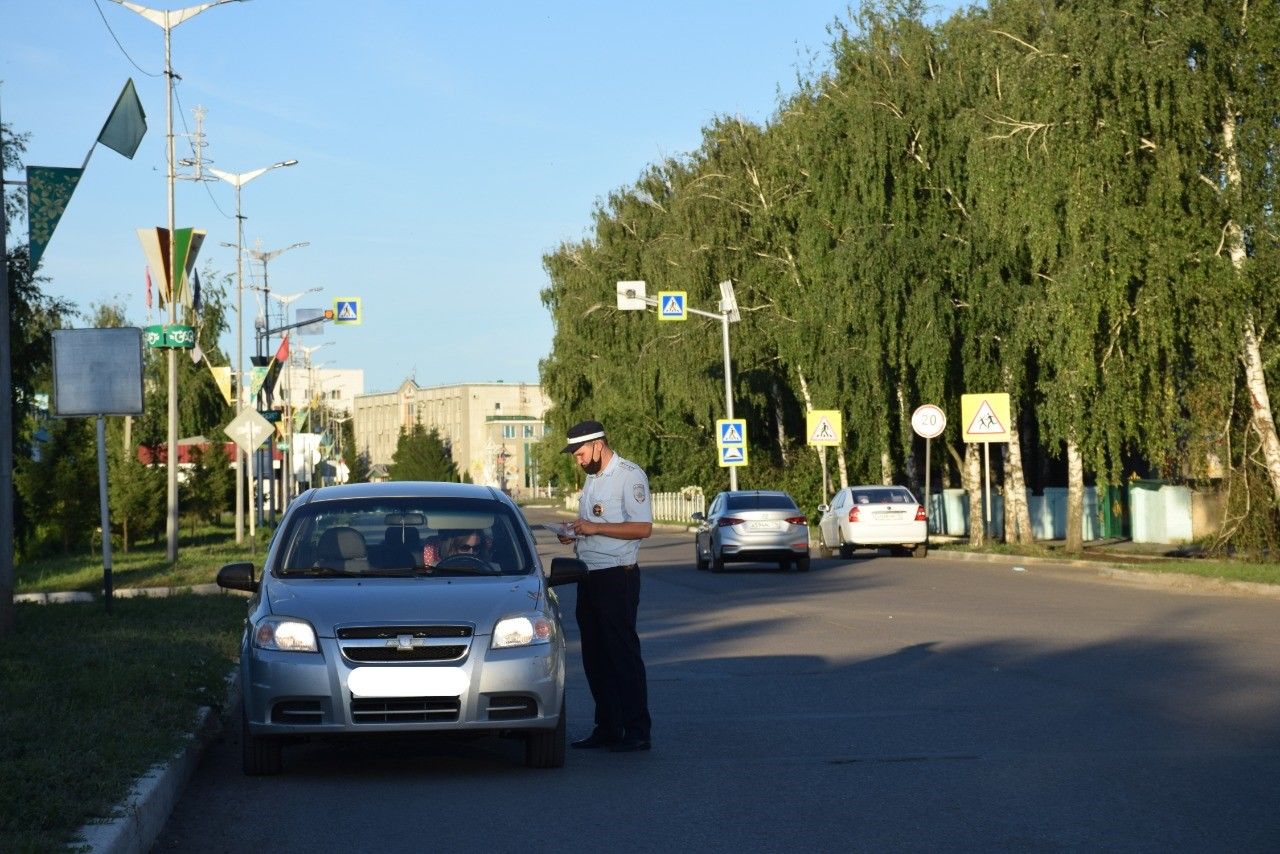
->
xmin=575 ymin=451 xmax=653 ymax=570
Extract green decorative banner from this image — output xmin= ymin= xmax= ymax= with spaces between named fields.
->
xmin=27 ymin=166 xmax=84 ymax=270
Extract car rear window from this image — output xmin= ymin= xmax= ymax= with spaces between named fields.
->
xmin=850 ymin=488 xmax=915 ymax=505
xmin=273 ymin=497 xmax=532 ymax=578
xmin=725 ymin=493 xmax=799 ymax=511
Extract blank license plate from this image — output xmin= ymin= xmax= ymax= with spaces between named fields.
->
xmin=873 ymin=511 xmax=903 ymax=520
xmin=348 ymin=666 xmax=468 ymax=698
xmin=748 ymin=521 xmax=779 ymax=530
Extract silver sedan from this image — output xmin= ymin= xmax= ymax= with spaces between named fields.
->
xmin=692 ymin=490 xmax=811 ymax=572
xmin=217 ymin=481 xmax=585 ymax=774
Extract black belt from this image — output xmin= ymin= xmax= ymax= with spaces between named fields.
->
xmin=592 ymin=563 xmax=639 ymax=572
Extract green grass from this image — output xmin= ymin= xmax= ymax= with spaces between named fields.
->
xmin=16 ymin=523 xmax=271 ymax=595
xmin=0 ymin=594 xmax=245 ymax=853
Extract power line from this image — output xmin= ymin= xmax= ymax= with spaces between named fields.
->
xmin=91 ymin=0 xmax=161 ymax=77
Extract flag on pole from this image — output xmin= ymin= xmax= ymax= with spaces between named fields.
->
xmin=97 ymin=79 xmax=148 ymax=159
xmin=191 ymin=268 xmax=201 ymax=311
xmin=275 ymin=334 xmax=290 ymax=363
xmin=145 ymin=266 xmax=153 ymax=309
xmin=209 ymin=365 xmax=234 ymax=406
xmin=26 ymin=166 xmax=84 ymax=270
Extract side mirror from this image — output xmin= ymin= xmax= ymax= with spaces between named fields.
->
xmin=817 ymin=504 xmax=830 ymax=513
xmin=547 ymin=557 xmax=588 ymax=587
xmin=690 ymin=512 xmax=705 ymax=522
xmin=217 ymin=561 xmax=258 ymax=593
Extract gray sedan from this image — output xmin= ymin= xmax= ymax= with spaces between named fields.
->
xmin=217 ymin=481 xmax=585 ymax=774
xmin=692 ymin=490 xmax=811 ymax=572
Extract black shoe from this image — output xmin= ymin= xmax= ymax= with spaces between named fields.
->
xmin=608 ymin=733 xmax=651 ymax=753
xmin=571 ymin=731 xmax=622 ymax=749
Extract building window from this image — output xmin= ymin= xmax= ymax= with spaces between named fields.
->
xmin=503 ymin=425 xmax=516 ymax=439
xmin=524 ymin=425 xmax=535 ymax=438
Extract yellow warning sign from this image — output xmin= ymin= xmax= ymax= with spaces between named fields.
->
xmin=960 ymin=393 xmax=1011 ymax=443
xmin=806 ymin=410 xmax=841 ymax=447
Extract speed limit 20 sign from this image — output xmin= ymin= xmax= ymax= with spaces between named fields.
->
xmin=911 ymin=404 xmax=946 ymax=439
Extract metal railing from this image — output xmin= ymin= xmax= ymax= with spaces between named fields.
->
xmin=564 ymin=488 xmax=705 ymax=525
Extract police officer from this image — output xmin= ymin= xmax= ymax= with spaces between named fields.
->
xmin=558 ymin=420 xmax=653 ymax=752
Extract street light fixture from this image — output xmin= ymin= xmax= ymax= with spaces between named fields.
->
xmin=209 ymin=158 xmax=297 ymax=544
xmin=108 ymin=0 xmax=246 ymax=562
xmin=246 ymin=241 xmax=308 ymax=524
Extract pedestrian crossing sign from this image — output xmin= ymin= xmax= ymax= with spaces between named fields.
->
xmin=806 ymin=410 xmax=842 ymax=447
xmin=657 ymin=291 xmax=687 ymax=321
xmin=333 ymin=298 xmax=362 ymax=326
xmin=960 ymin=393 xmax=1011 ymax=443
xmin=716 ymin=418 xmax=748 ymax=467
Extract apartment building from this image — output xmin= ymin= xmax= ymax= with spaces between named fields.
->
xmin=353 ymin=380 xmax=550 ymax=493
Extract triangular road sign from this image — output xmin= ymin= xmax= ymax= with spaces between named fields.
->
xmin=811 ymin=417 xmax=836 ymax=442
xmin=720 ymin=423 xmax=743 ymax=444
xmin=966 ymin=400 xmax=1005 ymax=435
xmin=720 ymin=445 xmax=745 ymax=463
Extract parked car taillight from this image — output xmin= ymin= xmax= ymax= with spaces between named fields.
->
xmin=785 ymin=515 xmax=807 ymax=526
xmin=848 ymin=507 xmax=860 ymax=523
xmin=717 ymin=517 xmax=745 ymax=527
xmin=914 ymin=505 xmax=927 ymax=522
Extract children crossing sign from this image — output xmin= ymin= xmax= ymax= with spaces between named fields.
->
xmin=657 ymin=291 xmax=687 ymax=321
xmin=716 ymin=418 xmax=748 ymax=467
xmin=333 ymin=298 xmax=362 ymax=326
xmin=806 ymin=410 xmax=841 ymax=446
xmin=960 ymin=393 xmax=1011 ymax=442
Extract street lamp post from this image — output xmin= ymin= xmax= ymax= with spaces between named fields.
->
xmin=209 ymin=159 xmax=297 ymax=544
xmin=248 ymin=241 xmax=307 ymax=524
xmin=617 ymin=280 xmax=742 ymax=489
xmin=268 ymin=288 xmax=321 ymax=508
xmin=109 ymin=0 xmax=245 ymax=562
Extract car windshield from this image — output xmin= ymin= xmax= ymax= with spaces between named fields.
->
xmin=273 ymin=497 xmax=532 ymax=579
xmin=850 ymin=488 xmax=915 ymax=505
xmin=725 ymin=493 xmax=798 ymax=512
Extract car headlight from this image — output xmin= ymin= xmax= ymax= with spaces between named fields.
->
xmin=253 ymin=616 xmax=319 ymax=653
xmin=491 ymin=614 xmax=555 ymax=649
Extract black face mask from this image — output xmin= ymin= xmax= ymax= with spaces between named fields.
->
xmin=581 ymin=444 xmax=602 ymax=475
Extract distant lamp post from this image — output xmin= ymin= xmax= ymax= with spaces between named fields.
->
xmin=108 ymin=0 xmax=246 ymax=562
xmin=208 ymin=159 xmax=297 ymax=544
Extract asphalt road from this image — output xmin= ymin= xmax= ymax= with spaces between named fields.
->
xmin=153 ymin=510 xmax=1280 ymax=852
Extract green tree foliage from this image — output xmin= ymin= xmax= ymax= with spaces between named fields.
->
xmin=540 ymin=0 xmax=1280 ymax=551
xmin=14 ymin=417 xmax=98 ymax=556
xmin=388 ymin=422 xmax=462 ymax=482
xmin=180 ymin=443 xmax=232 ymax=532
xmin=108 ymin=448 xmax=164 ymax=552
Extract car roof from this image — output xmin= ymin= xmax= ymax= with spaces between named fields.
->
xmin=296 ymin=481 xmax=507 ymax=505
xmin=717 ymin=490 xmax=793 ymax=497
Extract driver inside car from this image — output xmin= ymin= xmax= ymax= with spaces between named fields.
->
xmin=422 ymin=528 xmax=493 ymax=568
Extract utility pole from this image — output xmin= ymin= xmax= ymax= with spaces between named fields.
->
xmin=109 ymin=0 xmax=245 ymax=562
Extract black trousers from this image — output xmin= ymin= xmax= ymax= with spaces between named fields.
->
xmin=575 ymin=564 xmax=651 ymax=739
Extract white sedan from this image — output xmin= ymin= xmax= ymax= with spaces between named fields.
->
xmin=817 ymin=485 xmax=928 ymax=558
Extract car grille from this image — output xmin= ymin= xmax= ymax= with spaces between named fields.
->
xmin=351 ymin=697 xmax=461 ymax=724
xmin=272 ymin=700 xmax=323 ymax=724
xmin=487 ymin=694 xmax=537 ymax=721
xmin=337 ymin=624 xmax=473 ymax=664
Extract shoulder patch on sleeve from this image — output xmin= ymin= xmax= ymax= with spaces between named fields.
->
xmin=633 ymin=483 xmax=647 ymax=503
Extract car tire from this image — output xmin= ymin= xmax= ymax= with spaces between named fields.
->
xmin=241 ymin=706 xmax=282 ymax=776
xmin=777 ymin=559 xmax=791 ymax=572
xmin=838 ymin=535 xmax=854 ymax=560
xmin=695 ymin=544 xmax=708 ymax=571
xmin=795 ymin=555 xmax=811 ymax=572
xmin=817 ymin=534 xmax=832 ymax=559
xmin=912 ymin=542 xmax=928 ymax=559
xmin=525 ymin=693 xmax=566 ymax=769
xmin=711 ymin=551 xmax=726 ymax=573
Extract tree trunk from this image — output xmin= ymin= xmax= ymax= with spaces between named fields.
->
xmin=1241 ymin=315 xmax=1280 ymax=502
xmin=1222 ymin=102 xmax=1280 ymax=505
xmin=1065 ymin=438 xmax=1084 ymax=553
xmin=880 ymin=451 xmax=893 ymax=486
xmin=965 ymin=442 xmax=984 ymax=547
xmin=1004 ymin=418 xmax=1035 ymax=544
xmin=772 ymin=378 xmax=789 ymax=466
xmin=836 ymin=445 xmax=849 ymax=489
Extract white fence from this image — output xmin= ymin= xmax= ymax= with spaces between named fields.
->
xmin=563 ymin=488 xmax=705 ymax=524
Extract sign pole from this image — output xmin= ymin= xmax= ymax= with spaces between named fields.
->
xmin=97 ymin=415 xmax=114 ymax=613
xmin=924 ymin=436 xmax=932 ymax=536
xmin=983 ymin=441 xmax=992 ymax=541
xmin=819 ymin=445 xmax=828 ymax=503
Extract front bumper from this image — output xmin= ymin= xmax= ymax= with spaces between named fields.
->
xmin=242 ymin=635 xmax=564 ymax=736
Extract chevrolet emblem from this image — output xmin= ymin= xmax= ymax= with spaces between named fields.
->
xmin=397 ymin=634 xmax=414 ymax=650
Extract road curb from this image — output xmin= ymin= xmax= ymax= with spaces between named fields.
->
xmin=934 ymin=548 xmax=1280 ymax=599
xmin=73 ymin=670 xmax=241 ymax=854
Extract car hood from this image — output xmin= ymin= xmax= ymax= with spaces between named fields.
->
xmin=265 ymin=575 xmax=546 ymax=637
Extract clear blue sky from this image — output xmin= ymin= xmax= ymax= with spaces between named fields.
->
xmin=3 ymin=0 xmax=965 ymax=394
